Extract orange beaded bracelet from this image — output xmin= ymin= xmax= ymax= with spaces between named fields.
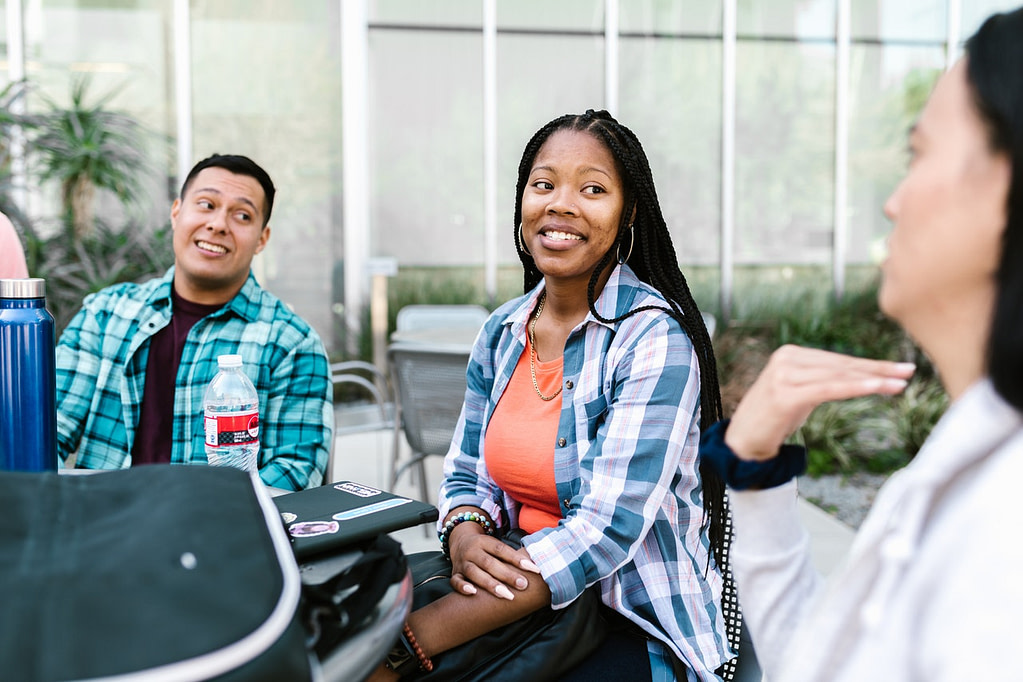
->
xmin=402 ymin=624 xmax=434 ymax=673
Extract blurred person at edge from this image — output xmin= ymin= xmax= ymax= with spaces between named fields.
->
xmin=0 ymin=212 xmax=29 ymax=278
xmin=700 ymin=6 xmax=1023 ymax=680
xmin=54 ymin=154 xmax=332 ymax=490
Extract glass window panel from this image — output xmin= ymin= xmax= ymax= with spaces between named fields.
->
xmin=619 ymin=35 xmax=721 ymax=267
xmin=734 ymin=41 xmax=835 ymax=265
xmin=495 ymin=32 xmax=605 ymax=265
xmin=960 ymin=0 xmax=1020 ymax=41
xmin=851 ymin=0 xmax=946 ymax=43
xmin=27 ymin=1 xmax=173 ymax=230
xmin=498 ymin=0 xmax=603 ymax=32
xmin=737 ymin=0 xmax=835 ymax=40
xmin=191 ymin=0 xmax=341 ymax=346
xmin=369 ymin=0 xmax=481 ymax=29
xmin=369 ymin=29 xmax=484 ymax=266
xmin=847 ymin=45 xmax=943 ymax=266
xmin=618 ymin=0 xmax=722 ymax=36
xmin=0 ymin=0 xmax=7 ymax=90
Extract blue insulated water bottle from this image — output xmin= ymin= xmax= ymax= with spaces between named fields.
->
xmin=0 ymin=278 xmax=57 ymax=471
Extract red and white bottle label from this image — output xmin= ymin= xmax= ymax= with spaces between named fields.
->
xmin=204 ymin=411 xmax=259 ymax=447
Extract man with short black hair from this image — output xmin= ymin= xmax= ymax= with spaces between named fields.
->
xmin=56 ymin=154 xmax=332 ymax=490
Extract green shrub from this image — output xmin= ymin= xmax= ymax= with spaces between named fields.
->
xmin=796 ymin=396 xmax=883 ymax=475
xmin=24 ymin=219 xmax=173 ymax=334
xmin=716 ymin=273 xmax=946 ymax=476
xmin=886 ymin=378 xmax=949 ymax=458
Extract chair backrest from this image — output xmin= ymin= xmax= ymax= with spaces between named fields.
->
xmin=395 ymin=304 xmax=490 ymax=332
xmin=328 ymin=361 xmax=396 ymax=484
xmin=330 ymin=361 xmax=394 ymax=434
xmin=388 ymin=344 xmax=470 ymax=457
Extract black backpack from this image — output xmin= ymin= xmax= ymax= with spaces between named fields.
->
xmin=0 ymin=465 xmax=405 ymax=681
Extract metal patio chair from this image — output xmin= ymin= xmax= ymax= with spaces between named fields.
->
xmin=387 ymin=343 xmax=471 ymax=505
xmin=395 ymin=304 xmax=490 ymax=334
xmin=327 ymin=361 xmax=396 ymax=485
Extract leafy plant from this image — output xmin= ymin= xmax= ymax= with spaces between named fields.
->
xmin=715 ymin=272 xmax=945 ymax=477
xmin=24 ymin=218 xmax=173 ymax=334
xmin=796 ymin=396 xmax=883 ymax=475
xmin=0 ymin=80 xmax=37 ymax=238
xmin=886 ymin=378 xmax=949 ymax=458
xmin=32 ymin=75 xmax=155 ymax=239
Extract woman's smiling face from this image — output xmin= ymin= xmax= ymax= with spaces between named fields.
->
xmin=520 ymin=129 xmax=626 ymax=287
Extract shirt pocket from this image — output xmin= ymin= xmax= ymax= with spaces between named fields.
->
xmin=580 ymin=393 xmax=609 ymax=441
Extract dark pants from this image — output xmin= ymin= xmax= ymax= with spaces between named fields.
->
xmin=558 ymin=626 xmax=652 ymax=681
xmin=558 ymin=607 xmax=690 ymax=681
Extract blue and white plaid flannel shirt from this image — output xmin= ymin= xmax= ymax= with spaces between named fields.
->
xmin=439 ymin=265 xmax=732 ymax=680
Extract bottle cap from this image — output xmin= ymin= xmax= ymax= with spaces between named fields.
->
xmin=217 ymin=354 xmax=243 ymax=368
xmin=0 ymin=278 xmax=45 ymax=299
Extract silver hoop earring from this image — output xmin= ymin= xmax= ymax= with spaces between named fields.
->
xmin=517 ymin=223 xmax=531 ymax=256
xmin=617 ymin=224 xmax=635 ymax=264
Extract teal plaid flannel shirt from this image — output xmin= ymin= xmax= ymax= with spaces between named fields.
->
xmin=56 ymin=267 xmax=333 ymax=490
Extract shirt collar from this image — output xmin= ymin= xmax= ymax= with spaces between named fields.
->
xmin=146 ymin=266 xmax=260 ymax=322
xmin=910 ymin=377 xmax=1023 ymax=487
xmin=505 ymin=263 xmax=644 ymax=336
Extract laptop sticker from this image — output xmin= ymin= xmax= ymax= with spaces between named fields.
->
xmin=288 ymin=520 xmax=340 ymax=538
xmin=332 ymin=497 xmax=413 ymax=521
xmin=334 ymin=482 xmax=382 ymax=498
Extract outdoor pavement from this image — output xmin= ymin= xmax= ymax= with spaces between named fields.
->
xmin=329 ymin=428 xmax=858 ymax=572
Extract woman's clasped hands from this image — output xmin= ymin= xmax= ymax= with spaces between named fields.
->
xmin=446 ymin=510 xmax=543 ymax=601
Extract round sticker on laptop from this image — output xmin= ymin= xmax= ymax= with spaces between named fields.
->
xmin=288 ymin=520 xmax=339 ymax=538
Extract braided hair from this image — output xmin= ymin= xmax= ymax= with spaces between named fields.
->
xmin=513 ymin=111 xmax=740 ymax=675
xmin=512 ymin=109 xmax=728 ymax=569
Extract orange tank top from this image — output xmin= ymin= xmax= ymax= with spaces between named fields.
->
xmin=484 ymin=336 xmax=563 ymax=533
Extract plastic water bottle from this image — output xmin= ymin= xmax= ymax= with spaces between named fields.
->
xmin=0 ymin=278 xmax=57 ymax=472
xmin=203 ymin=354 xmax=259 ymax=475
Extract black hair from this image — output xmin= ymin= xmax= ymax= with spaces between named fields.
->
xmin=967 ymin=8 xmax=1023 ymax=410
xmin=179 ymin=154 xmax=276 ymax=227
xmin=513 ymin=110 xmax=739 ymax=669
xmin=513 ymin=109 xmax=727 ymax=561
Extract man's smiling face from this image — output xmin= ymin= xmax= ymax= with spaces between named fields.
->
xmin=170 ymin=166 xmax=271 ymax=305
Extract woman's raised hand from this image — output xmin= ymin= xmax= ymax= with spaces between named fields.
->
xmin=724 ymin=345 xmax=916 ymax=461
xmin=447 ymin=524 xmax=542 ymax=600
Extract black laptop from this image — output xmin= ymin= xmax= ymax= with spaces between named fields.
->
xmin=273 ymin=481 xmax=439 ymax=560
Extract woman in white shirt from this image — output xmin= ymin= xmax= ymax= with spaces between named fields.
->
xmin=703 ymin=6 xmax=1023 ymax=681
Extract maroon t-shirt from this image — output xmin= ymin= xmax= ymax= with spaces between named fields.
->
xmin=131 ymin=290 xmax=221 ymax=466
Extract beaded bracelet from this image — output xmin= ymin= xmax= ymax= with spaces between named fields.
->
xmin=439 ymin=510 xmax=494 ymax=559
xmin=402 ymin=624 xmax=434 ymax=673
xmin=383 ymin=623 xmax=433 ymax=676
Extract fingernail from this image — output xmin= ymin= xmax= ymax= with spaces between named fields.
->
xmin=519 ymin=559 xmax=541 ymax=573
xmin=495 ymin=585 xmax=515 ymax=601
xmin=895 ymin=362 xmax=916 ymax=372
xmin=884 ymin=378 xmax=909 ymax=391
xmin=515 ymin=577 xmax=528 ymax=589
xmin=462 ymin=584 xmax=477 ymax=595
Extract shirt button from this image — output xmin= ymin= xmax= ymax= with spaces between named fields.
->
xmin=563 ymin=499 xmax=571 ymax=507
xmin=558 ymin=437 xmax=567 ymax=447
xmin=565 ymin=380 xmax=574 ymax=390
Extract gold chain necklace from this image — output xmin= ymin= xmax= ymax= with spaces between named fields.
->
xmin=528 ymin=293 xmax=563 ymax=402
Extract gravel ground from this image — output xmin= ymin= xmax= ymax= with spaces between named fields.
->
xmin=796 ymin=472 xmax=892 ymax=529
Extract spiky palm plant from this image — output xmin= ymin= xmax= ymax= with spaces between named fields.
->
xmin=32 ymin=75 xmax=153 ymax=239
